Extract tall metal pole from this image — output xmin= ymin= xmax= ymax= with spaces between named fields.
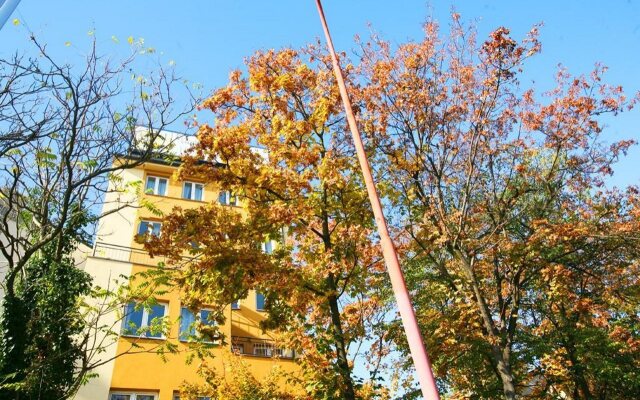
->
xmin=0 ymin=0 xmax=21 ymax=31
xmin=314 ymin=1 xmax=440 ymax=399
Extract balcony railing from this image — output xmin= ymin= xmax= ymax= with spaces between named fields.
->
xmin=92 ymin=242 xmax=172 ymax=267
xmin=231 ymin=336 xmax=295 ymax=359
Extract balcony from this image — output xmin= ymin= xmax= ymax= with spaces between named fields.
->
xmin=91 ymin=242 xmax=174 ymax=267
xmin=231 ymin=336 xmax=295 ymax=359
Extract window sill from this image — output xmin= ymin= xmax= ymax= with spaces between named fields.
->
xmin=144 ymin=193 xmax=205 ymax=203
xmin=179 ymin=339 xmax=220 ymax=345
xmin=121 ymin=334 xmax=166 ymax=341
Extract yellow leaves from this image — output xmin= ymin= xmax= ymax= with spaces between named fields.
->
xmin=12 ymin=18 xmax=20 ymax=26
xmin=127 ymin=36 xmax=134 ymax=45
xmin=64 ymin=41 xmax=71 ymax=47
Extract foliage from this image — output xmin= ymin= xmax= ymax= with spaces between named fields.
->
xmin=359 ymin=15 xmax=640 ymax=399
xmin=0 ymin=30 xmax=196 ymax=399
xmin=0 ymin=219 xmax=91 ymax=399
xmin=146 ymin=45 xmax=390 ymax=400
xmin=178 ymin=351 xmax=302 ymax=400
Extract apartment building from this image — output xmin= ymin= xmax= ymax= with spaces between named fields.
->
xmin=75 ymin=131 xmax=298 ymax=400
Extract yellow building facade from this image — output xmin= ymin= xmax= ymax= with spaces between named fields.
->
xmin=75 ymin=151 xmax=299 ymax=400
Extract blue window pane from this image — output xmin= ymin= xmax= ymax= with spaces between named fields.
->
xmin=182 ymin=183 xmax=192 ymax=199
xmin=200 ymin=310 xmax=215 ymax=327
xmin=145 ymin=177 xmax=156 ymax=193
xmin=157 ymin=178 xmax=167 ymax=195
xmin=146 ymin=304 xmax=166 ymax=338
xmin=137 ymin=396 xmax=155 ymax=400
xmin=231 ymin=301 xmax=239 ymax=310
xmin=138 ymin=221 xmax=149 ymax=236
xmin=151 ymin=222 xmax=161 ymax=237
xmin=179 ymin=307 xmax=196 ymax=341
xmin=218 ymin=191 xmax=227 ymax=204
xmin=263 ymin=241 xmax=273 ymax=254
xmin=194 ymin=184 xmax=203 ymax=201
xmin=256 ymin=292 xmax=265 ymax=311
xmin=110 ymin=395 xmax=131 ymax=400
xmin=123 ymin=302 xmax=143 ymax=335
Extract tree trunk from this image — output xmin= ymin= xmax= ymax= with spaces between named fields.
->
xmin=494 ymin=348 xmax=517 ymax=400
xmin=327 ymin=286 xmax=357 ymax=400
xmin=456 ymin=250 xmax=518 ymax=400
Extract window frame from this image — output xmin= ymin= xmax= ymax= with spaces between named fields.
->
xmin=173 ymin=396 xmax=211 ymax=400
xmin=253 ymin=342 xmax=274 ymax=357
xmin=256 ymin=292 xmax=266 ymax=312
xmin=179 ymin=307 xmax=219 ymax=344
xmin=145 ymin=175 xmax=168 ymax=196
xmin=121 ymin=301 xmax=168 ymax=340
xmin=182 ymin=181 xmax=205 ymax=201
xmin=262 ymin=240 xmax=274 ymax=254
xmin=137 ymin=220 xmax=162 ymax=238
xmin=218 ymin=190 xmax=237 ymax=206
xmin=109 ymin=391 xmax=158 ymax=400
xmin=231 ymin=300 xmax=241 ymax=310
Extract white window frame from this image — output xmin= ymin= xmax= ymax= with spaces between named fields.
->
xmin=122 ymin=301 xmax=168 ymax=339
xmin=109 ymin=391 xmax=158 ymax=400
xmin=275 ymin=347 xmax=295 ymax=358
xmin=218 ymin=190 xmax=237 ymax=206
xmin=232 ymin=343 xmax=245 ymax=355
xmin=253 ymin=342 xmax=274 ymax=357
xmin=179 ymin=307 xmax=219 ymax=344
xmin=145 ymin=175 xmax=168 ymax=196
xmin=138 ymin=220 xmax=162 ymax=238
xmin=261 ymin=240 xmax=274 ymax=254
xmin=182 ymin=181 xmax=205 ymax=201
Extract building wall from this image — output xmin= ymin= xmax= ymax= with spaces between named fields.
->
xmin=77 ymin=159 xmax=299 ymax=400
xmin=75 ymin=257 xmax=134 ymax=400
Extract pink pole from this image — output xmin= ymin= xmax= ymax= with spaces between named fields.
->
xmin=314 ymin=1 xmax=440 ymax=399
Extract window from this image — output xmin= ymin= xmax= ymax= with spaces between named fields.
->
xmin=183 ymin=181 xmax=204 ymax=201
xmin=137 ymin=221 xmax=162 ymax=238
xmin=179 ymin=307 xmax=217 ymax=343
xmin=232 ymin=343 xmax=245 ymax=354
xmin=145 ymin=176 xmax=168 ymax=196
xmin=110 ymin=392 xmax=157 ymax=400
xmin=122 ymin=302 xmax=167 ymax=338
xmin=253 ymin=342 xmax=274 ymax=357
xmin=218 ymin=190 xmax=237 ymax=206
xmin=262 ymin=240 xmax=273 ymax=254
xmin=173 ymin=396 xmax=211 ymax=400
xmin=231 ymin=300 xmax=240 ymax=310
xmin=256 ymin=292 xmax=266 ymax=311
xmin=275 ymin=347 xmax=295 ymax=358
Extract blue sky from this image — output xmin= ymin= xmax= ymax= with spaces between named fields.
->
xmin=2 ymin=0 xmax=638 ymax=391
xmin=2 ymin=0 xmax=639 ymax=187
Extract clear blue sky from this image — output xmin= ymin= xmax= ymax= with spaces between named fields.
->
xmin=2 ymin=0 xmax=638 ymax=187
xmin=2 ymin=0 xmax=638 ymax=391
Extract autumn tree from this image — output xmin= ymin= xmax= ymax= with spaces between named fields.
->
xmin=360 ymin=16 xmax=640 ymax=399
xmin=177 ymin=351 xmax=302 ymax=400
xmin=0 ymin=32 xmax=196 ymax=398
xmin=146 ymin=45 xmax=389 ymax=400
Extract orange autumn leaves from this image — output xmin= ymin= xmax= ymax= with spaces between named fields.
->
xmin=147 ymin=16 xmax=639 ymax=400
xmin=147 ymin=43 xmax=386 ymax=399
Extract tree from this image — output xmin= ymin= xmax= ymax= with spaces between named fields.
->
xmin=145 ymin=45 xmax=389 ymax=400
xmin=359 ymin=16 xmax=640 ymax=399
xmin=178 ymin=350 xmax=302 ymax=400
xmin=0 ymin=32 xmax=196 ymax=398
xmin=0 ymin=217 xmax=91 ymax=399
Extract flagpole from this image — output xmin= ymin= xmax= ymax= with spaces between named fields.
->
xmin=313 ymin=1 xmax=440 ymax=398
